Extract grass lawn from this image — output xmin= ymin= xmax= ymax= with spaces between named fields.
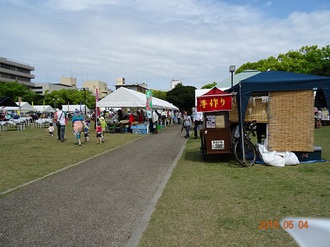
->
xmin=1 ymin=122 xmax=329 ymax=246
xmin=0 ymin=122 xmax=141 ymax=195
xmin=138 ymin=127 xmax=330 ymax=246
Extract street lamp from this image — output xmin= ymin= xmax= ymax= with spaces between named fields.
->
xmin=82 ymin=88 xmax=87 ymax=116
xmin=53 ymin=98 xmax=59 ymax=109
xmin=229 ymin=65 xmax=236 ymax=88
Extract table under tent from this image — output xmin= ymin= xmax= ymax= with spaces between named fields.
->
xmin=96 ymin=87 xmax=179 ymax=134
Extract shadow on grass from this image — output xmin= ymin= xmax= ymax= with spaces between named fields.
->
xmin=183 ymin=150 xmax=244 ymax=168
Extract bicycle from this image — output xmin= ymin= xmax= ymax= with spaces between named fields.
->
xmin=232 ymin=121 xmax=257 ymax=167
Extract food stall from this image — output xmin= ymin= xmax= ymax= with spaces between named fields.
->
xmin=197 ymin=88 xmax=232 ymax=160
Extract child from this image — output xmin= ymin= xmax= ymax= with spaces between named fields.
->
xmin=84 ymin=120 xmax=90 ymax=142
xmin=47 ymin=123 xmax=54 ymax=136
xmin=99 ymin=117 xmax=107 ymax=143
xmin=96 ymin=121 xmax=103 ymax=144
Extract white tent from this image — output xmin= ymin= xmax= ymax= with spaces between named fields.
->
xmin=3 ymin=106 xmax=19 ymax=111
xmin=97 ymin=87 xmax=178 ymax=110
xmin=15 ymin=102 xmax=35 ymax=112
xmin=152 ymin=97 xmax=178 ymax=110
xmin=61 ymin=104 xmax=90 ymax=113
xmin=33 ymin=105 xmax=55 ymax=113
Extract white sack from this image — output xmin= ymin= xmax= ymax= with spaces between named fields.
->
xmin=284 ymin=151 xmax=300 ymax=166
xmin=258 ymin=145 xmax=285 ymax=167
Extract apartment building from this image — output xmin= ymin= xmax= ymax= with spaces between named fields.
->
xmin=0 ymin=57 xmax=35 ymax=87
xmin=32 ymin=77 xmax=77 ymax=95
xmin=82 ymin=80 xmax=111 ymax=99
xmin=115 ymin=77 xmax=148 ymax=93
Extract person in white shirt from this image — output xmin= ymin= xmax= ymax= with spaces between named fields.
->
xmin=192 ymin=109 xmax=203 ymax=139
xmin=177 ymin=111 xmax=182 ymax=125
xmin=56 ymin=105 xmax=67 ymax=142
xmin=182 ymin=111 xmax=192 ymax=138
xmin=47 ymin=123 xmax=54 ymax=136
xmin=152 ymin=110 xmax=159 ymax=134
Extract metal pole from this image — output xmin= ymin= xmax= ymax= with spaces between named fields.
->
xmin=83 ymin=88 xmax=87 ymax=116
xmin=229 ymin=65 xmax=235 ymax=88
xmin=238 ymin=82 xmax=246 ymax=165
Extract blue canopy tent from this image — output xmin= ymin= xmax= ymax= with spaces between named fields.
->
xmin=226 ymin=71 xmax=330 ymax=120
xmin=226 ymin=71 xmax=330 ymax=164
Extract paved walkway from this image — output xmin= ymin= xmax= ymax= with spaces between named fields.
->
xmin=0 ymin=125 xmax=187 ymax=247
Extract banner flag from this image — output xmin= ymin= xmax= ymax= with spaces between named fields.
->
xmin=146 ymin=90 xmax=152 ymax=119
xmin=95 ymin=88 xmax=100 ymax=117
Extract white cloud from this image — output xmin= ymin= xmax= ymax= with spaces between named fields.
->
xmin=47 ymin=0 xmax=121 ymax=11
xmin=1 ymin=0 xmax=329 ymax=90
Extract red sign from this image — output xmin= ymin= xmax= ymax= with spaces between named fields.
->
xmin=197 ymin=88 xmax=232 ymax=112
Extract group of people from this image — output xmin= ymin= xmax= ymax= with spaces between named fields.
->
xmin=147 ymin=108 xmax=203 ymax=139
xmin=47 ymin=105 xmax=204 ymax=144
xmin=49 ymin=105 xmax=95 ymax=146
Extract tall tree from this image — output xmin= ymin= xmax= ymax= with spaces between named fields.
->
xmin=166 ymin=83 xmax=196 ymax=112
xmin=201 ymin=82 xmax=217 ymax=89
xmin=44 ymin=89 xmax=95 ymax=109
xmin=151 ymin=89 xmax=166 ymax=100
xmin=236 ymin=45 xmax=330 ymax=76
xmin=0 ymin=81 xmax=38 ymax=103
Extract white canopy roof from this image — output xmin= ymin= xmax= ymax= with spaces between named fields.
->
xmin=152 ymin=97 xmax=178 ymax=110
xmin=97 ymin=87 xmax=178 ymax=110
xmin=3 ymin=106 xmax=19 ymax=111
xmin=61 ymin=104 xmax=90 ymax=113
xmin=33 ymin=105 xmax=55 ymax=113
xmin=15 ymin=102 xmax=35 ymax=112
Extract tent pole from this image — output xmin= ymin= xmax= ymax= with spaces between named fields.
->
xmin=238 ymin=82 xmax=246 ymax=165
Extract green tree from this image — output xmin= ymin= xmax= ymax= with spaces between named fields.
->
xmin=44 ymin=89 xmax=95 ymax=109
xmin=166 ymin=83 xmax=196 ymax=112
xmin=151 ymin=89 xmax=167 ymax=100
xmin=0 ymin=81 xmax=38 ymax=103
xmin=236 ymin=45 xmax=330 ymax=76
xmin=201 ymin=82 xmax=217 ymax=89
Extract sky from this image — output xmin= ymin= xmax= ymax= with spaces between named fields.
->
xmin=1 ymin=0 xmax=330 ymax=91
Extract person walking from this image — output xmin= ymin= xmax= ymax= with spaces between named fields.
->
xmin=182 ymin=111 xmax=192 ymax=138
xmin=72 ymin=109 xmax=84 ymax=146
xmin=99 ymin=117 xmax=107 ymax=142
xmin=177 ymin=111 xmax=182 ymax=125
xmin=56 ymin=105 xmax=67 ymax=142
xmin=192 ymin=108 xmax=203 ymax=139
xmin=152 ymin=110 xmax=159 ymax=134
xmin=83 ymin=119 xmax=90 ymax=142
xmin=96 ymin=122 xmax=103 ymax=144
xmin=47 ymin=123 xmax=54 ymax=137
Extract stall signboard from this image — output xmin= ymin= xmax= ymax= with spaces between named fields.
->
xmin=197 ymin=87 xmax=232 ymax=112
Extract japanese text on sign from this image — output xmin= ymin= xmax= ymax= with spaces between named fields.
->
xmin=197 ymin=95 xmax=232 ymax=112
